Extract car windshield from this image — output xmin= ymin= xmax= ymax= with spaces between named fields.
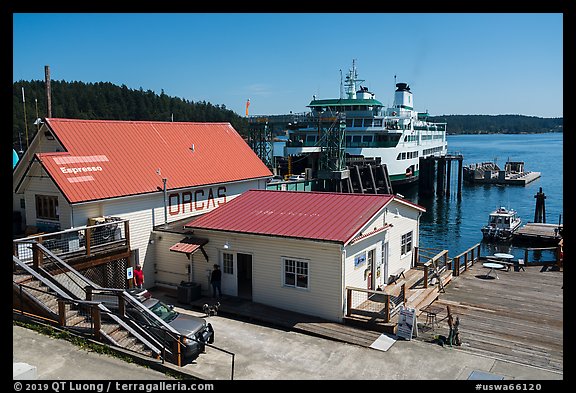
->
xmin=149 ymin=300 xmax=179 ymax=323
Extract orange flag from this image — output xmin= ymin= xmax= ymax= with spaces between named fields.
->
xmin=245 ymin=98 xmax=250 ymax=117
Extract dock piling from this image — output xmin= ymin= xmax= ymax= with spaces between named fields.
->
xmin=534 ymin=187 xmax=547 ymax=223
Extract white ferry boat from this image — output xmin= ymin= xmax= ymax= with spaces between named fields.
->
xmin=481 ymin=207 xmax=522 ymax=242
xmin=283 ymin=60 xmax=448 ymax=187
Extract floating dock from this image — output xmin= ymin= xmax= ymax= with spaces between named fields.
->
xmin=463 ymin=160 xmax=541 ymax=185
xmin=513 ymin=222 xmax=563 ymax=245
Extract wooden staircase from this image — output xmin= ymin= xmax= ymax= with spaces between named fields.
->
xmin=343 ymin=267 xmax=453 ymax=334
xmin=13 ymin=265 xmax=160 ymax=361
xmin=406 ymin=269 xmax=452 ymax=317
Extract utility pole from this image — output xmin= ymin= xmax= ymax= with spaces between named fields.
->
xmin=45 ymin=65 xmax=52 ymax=118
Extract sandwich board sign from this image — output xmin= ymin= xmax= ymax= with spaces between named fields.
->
xmin=397 ymin=306 xmax=417 ymax=340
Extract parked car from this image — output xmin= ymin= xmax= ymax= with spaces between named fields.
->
xmin=106 ymin=289 xmax=214 ymax=363
xmin=268 ymin=175 xmax=284 ymax=183
xmin=140 ymin=296 xmax=214 ymax=362
xmin=287 ymin=174 xmax=306 ymax=181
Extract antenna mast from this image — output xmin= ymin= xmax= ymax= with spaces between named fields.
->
xmin=22 ymin=87 xmax=30 ymax=150
xmin=339 ymin=69 xmax=343 ymax=99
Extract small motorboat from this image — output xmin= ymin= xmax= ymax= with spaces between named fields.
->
xmin=481 ymin=207 xmax=522 ymax=242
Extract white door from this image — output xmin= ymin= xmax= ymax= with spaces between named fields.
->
xmin=381 ymin=242 xmax=389 ymax=287
xmin=220 ymin=251 xmax=237 ymax=296
xmin=367 ymin=248 xmax=376 ymax=290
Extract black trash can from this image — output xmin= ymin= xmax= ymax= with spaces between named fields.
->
xmin=177 ymin=281 xmax=202 ymax=304
xmin=177 ymin=281 xmax=193 ymax=304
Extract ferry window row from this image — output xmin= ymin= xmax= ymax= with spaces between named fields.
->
xmin=396 ymin=151 xmax=419 ymax=160
xmin=318 ymin=105 xmax=375 ymax=113
xmin=345 ymin=118 xmax=383 ymax=128
xmin=346 ymin=135 xmax=373 ymax=144
xmin=422 ymin=146 xmax=444 ymax=156
xmin=295 ymin=133 xmax=401 ymax=146
xmin=421 ymin=134 xmax=444 ymax=141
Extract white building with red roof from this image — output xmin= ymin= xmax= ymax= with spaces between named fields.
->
xmin=13 ymin=118 xmax=273 ymax=285
xmin=153 ymin=189 xmax=425 ymax=322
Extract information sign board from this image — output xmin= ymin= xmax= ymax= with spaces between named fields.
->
xmin=397 ymin=306 xmax=417 ymax=340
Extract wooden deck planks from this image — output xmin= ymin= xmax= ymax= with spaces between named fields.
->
xmin=415 ymin=263 xmax=563 ymax=372
xmin=156 ymin=261 xmax=563 ymax=372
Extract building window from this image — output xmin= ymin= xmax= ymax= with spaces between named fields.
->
xmin=283 ymin=257 xmax=309 ymax=289
xmin=35 ymin=195 xmax=59 ymax=220
xmin=401 ymin=231 xmax=413 ymax=256
xmin=222 ymin=252 xmax=234 ymax=274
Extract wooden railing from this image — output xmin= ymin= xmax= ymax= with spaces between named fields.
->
xmin=13 ymin=219 xmax=130 ymax=263
xmin=522 ymin=246 xmax=563 ymax=268
xmin=345 ymin=284 xmax=406 ymax=323
xmin=415 ymin=247 xmax=451 ymax=288
xmin=450 ymin=243 xmax=481 ymax=276
xmin=12 ymin=248 xmax=175 ymax=365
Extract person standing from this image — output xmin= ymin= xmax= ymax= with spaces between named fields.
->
xmin=133 ymin=263 xmax=144 ymax=289
xmin=210 ymin=264 xmax=222 ymax=298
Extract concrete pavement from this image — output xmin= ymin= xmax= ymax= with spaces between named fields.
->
xmin=13 ymin=305 xmax=563 ymax=381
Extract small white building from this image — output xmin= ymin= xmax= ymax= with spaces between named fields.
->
xmin=12 ymin=118 xmax=273 ymax=286
xmin=153 ymin=189 xmax=426 ymax=322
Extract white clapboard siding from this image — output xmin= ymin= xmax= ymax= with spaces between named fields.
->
xmin=385 ymin=201 xmax=421 ymax=282
xmin=152 ymin=231 xmax=199 ymax=288
xmin=191 ymin=229 xmax=345 ymax=322
xmin=24 ymin=172 xmax=69 ymax=230
xmin=344 ymin=235 xmax=386 ymax=291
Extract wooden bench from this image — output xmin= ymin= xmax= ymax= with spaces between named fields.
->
xmin=388 ymin=267 xmax=406 ymax=284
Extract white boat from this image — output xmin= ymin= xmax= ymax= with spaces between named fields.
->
xmin=281 ymin=60 xmax=448 ymax=187
xmin=481 ymin=207 xmax=522 ymax=242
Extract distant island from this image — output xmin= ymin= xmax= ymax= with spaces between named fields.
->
xmin=13 ymin=80 xmax=562 ymax=150
xmin=428 ymin=114 xmax=562 ymax=135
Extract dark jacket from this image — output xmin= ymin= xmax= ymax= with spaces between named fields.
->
xmin=211 ymin=268 xmax=222 ymax=283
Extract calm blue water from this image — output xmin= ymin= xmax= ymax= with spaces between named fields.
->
xmin=402 ymin=133 xmax=563 ymax=262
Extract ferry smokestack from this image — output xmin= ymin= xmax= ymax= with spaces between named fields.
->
xmin=45 ymin=65 xmax=52 ymax=118
xmin=394 ymin=82 xmax=413 ymax=111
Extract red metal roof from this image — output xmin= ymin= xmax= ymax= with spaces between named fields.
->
xmin=186 ymin=190 xmax=418 ymax=244
xmin=169 ymin=237 xmax=209 ymax=254
xmin=37 ymin=119 xmax=272 ymax=203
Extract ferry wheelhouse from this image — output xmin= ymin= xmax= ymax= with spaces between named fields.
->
xmin=283 ymin=61 xmax=448 ymax=187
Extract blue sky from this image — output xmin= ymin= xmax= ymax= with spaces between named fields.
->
xmin=13 ymin=13 xmax=563 ymax=118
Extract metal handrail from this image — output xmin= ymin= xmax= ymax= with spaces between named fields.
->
xmin=13 ymin=253 xmax=167 ymax=362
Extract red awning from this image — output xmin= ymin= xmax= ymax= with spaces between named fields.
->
xmin=169 ymin=237 xmax=209 ymax=255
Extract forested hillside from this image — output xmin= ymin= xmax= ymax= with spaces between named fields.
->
xmin=13 ymin=80 xmax=249 ymax=150
xmin=428 ymin=114 xmax=562 ymax=134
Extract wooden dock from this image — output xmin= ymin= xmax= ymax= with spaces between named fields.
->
xmin=151 ymin=254 xmax=563 ymax=373
xmin=463 ymin=161 xmax=541 ymax=186
xmin=414 ymin=262 xmax=563 ymax=373
xmin=513 ymin=222 xmax=563 ymax=244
